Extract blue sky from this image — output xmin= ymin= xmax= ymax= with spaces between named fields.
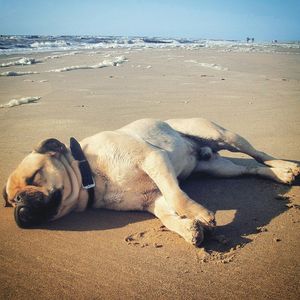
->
xmin=0 ymin=0 xmax=299 ymax=41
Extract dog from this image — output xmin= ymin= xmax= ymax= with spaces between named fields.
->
xmin=3 ymin=118 xmax=299 ymax=246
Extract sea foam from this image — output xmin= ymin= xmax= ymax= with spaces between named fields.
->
xmin=47 ymin=56 xmax=127 ymax=73
xmin=0 ymin=96 xmax=41 ymax=108
xmin=30 ymin=40 xmax=69 ymax=49
xmin=0 ymin=70 xmax=39 ymax=76
xmin=198 ymin=62 xmax=228 ymax=71
xmin=0 ymin=56 xmax=127 ymax=76
xmin=185 ymin=60 xmax=228 ymax=71
xmin=0 ymin=57 xmax=37 ymax=67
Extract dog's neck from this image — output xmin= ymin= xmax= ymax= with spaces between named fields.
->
xmin=69 ymin=137 xmax=95 ymax=208
xmin=54 ymin=140 xmax=96 ymax=219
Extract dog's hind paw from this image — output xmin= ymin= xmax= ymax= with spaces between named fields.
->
xmin=292 ymin=165 xmax=300 ymax=177
xmin=268 ymin=160 xmax=300 ymax=177
xmin=272 ymin=167 xmax=296 ymax=185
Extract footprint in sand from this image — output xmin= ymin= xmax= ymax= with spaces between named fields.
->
xmin=125 ymin=226 xmax=168 ymax=248
xmin=124 ymin=231 xmax=148 ymax=247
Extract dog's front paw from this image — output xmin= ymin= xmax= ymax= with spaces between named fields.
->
xmin=190 ymin=219 xmax=204 ymax=247
xmin=196 ymin=209 xmax=216 ymax=229
xmin=180 ymin=219 xmax=204 ymax=247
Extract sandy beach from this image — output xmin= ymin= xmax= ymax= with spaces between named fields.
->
xmin=0 ymin=45 xmax=300 ymax=299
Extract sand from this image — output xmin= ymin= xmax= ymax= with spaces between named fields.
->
xmin=0 ymin=47 xmax=300 ymax=299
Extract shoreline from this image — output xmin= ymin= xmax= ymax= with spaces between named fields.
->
xmin=1 ymin=35 xmax=300 ymax=57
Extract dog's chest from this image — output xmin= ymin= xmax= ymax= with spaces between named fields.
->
xmin=93 ymin=165 xmax=159 ymax=211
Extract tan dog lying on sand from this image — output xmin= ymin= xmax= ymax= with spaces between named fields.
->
xmin=3 ymin=118 xmax=300 ymax=246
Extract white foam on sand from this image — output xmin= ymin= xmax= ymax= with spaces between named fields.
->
xmin=0 ymin=70 xmax=39 ymax=76
xmin=185 ymin=60 xmax=228 ymax=71
xmin=0 ymin=96 xmax=41 ymax=108
xmin=198 ymin=62 xmax=228 ymax=71
xmin=0 ymin=56 xmax=127 ymax=77
xmin=47 ymin=56 xmax=127 ymax=73
xmin=185 ymin=59 xmax=198 ymax=64
xmin=23 ymin=79 xmax=48 ymax=83
xmin=0 ymin=57 xmax=37 ymax=67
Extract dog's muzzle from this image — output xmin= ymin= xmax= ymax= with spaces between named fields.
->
xmin=14 ymin=190 xmax=62 ymax=228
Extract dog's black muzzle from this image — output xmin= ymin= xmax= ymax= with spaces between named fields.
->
xmin=14 ymin=190 xmax=62 ymax=228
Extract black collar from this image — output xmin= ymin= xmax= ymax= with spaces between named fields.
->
xmin=70 ymin=137 xmax=95 ymax=208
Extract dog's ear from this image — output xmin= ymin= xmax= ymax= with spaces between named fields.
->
xmin=35 ymin=138 xmax=67 ymax=155
xmin=2 ymin=185 xmax=12 ymax=207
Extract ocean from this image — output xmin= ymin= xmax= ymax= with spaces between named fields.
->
xmin=0 ymin=35 xmax=299 ymax=55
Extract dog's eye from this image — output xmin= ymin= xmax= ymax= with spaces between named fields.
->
xmin=26 ymin=170 xmax=40 ymax=186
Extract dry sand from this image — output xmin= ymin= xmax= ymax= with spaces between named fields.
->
xmin=0 ymin=47 xmax=300 ymax=299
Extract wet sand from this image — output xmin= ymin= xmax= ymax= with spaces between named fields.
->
xmin=0 ymin=48 xmax=300 ymax=299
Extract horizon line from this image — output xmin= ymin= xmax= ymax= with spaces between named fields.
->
xmin=0 ymin=34 xmax=299 ymax=43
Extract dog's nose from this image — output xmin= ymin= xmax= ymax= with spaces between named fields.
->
xmin=13 ymin=189 xmax=62 ymax=228
xmin=13 ymin=191 xmax=45 ymax=228
xmin=14 ymin=205 xmax=35 ymax=228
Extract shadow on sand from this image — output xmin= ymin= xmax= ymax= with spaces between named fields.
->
xmin=182 ymin=158 xmax=299 ymax=252
xmin=40 ymin=158 xmax=298 ymax=253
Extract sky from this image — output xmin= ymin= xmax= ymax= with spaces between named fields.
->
xmin=0 ymin=0 xmax=299 ymax=41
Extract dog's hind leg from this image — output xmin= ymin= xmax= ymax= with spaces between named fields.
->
xmin=167 ymin=118 xmax=300 ymax=177
xmin=141 ymin=149 xmax=215 ymax=228
xmin=211 ymin=128 xmax=300 ymax=176
xmin=194 ymin=153 xmax=296 ymax=184
xmin=147 ymin=196 xmax=204 ymax=246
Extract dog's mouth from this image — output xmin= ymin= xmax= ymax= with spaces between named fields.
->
xmin=14 ymin=189 xmax=62 ymax=228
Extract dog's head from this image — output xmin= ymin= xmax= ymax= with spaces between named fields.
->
xmin=3 ymin=138 xmax=81 ymax=228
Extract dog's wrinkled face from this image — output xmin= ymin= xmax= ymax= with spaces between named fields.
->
xmin=4 ymin=139 xmax=78 ymax=228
